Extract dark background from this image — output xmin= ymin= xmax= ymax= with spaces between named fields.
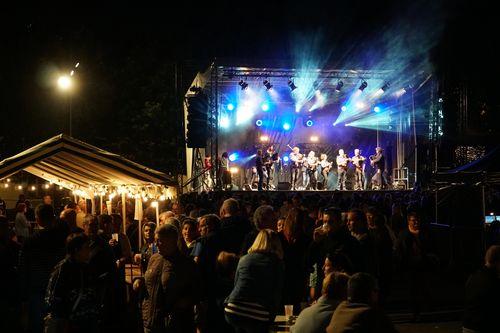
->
xmin=0 ymin=0 xmax=497 ymax=176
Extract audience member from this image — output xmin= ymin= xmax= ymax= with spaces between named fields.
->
xmin=218 ymin=198 xmax=252 ymax=253
xmin=292 ymin=272 xmax=349 ymax=333
xmin=326 ymin=272 xmax=397 ymax=333
xmin=240 ymin=205 xmax=276 ymax=254
xmin=15 ymin=202 xmax=30 ymax=242
xmin=134 ymin=222 xmax=157 ymax=273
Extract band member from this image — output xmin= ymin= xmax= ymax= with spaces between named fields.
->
xmin=264 ymin=146 xmax=275 ymax=190
xmin=370 ymin=147 xmax=386 ymax=189
xmin=203 ymin=155 xmax=213 ymax=191
xmin=256 ymin=149 xmax=264 ymax=191
xmin=306 ymin=151 xmax=318 ymax=190
xmin=220 ymin=152 xmax=231 ymax=190
xmin=289 ymin=146 xmax=302 ymax=190
xmin=351 ymin=149 xmax=366 ymax=190
xmin=336 ymin=149 xmax=350 ymax=190
xmin=319 ymin=154 xmax=333 ymax=190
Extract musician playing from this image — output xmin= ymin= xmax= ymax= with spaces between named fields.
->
xmin=306 ymin=151 xmax=318 ymax=190
xmin=264 ymin=146 xmax=275 ymax=190
xmin=219 ymin=152 xmax=231 ymax=190
xmin=319 ymin=153 xmax=332 ymax=190
xmin=255 ymin=149 xmax=264 ymax=191
xmin=370 ymin=147 xmax=386 ymax=189
xmin=203 ymin=155 xmax=213 ymax=191
xmin=289 ymin=146 xmax=302 ymax=190
xmin=351 ymin=149 xmax=366 ymax=190
xmin=336 ymin=149 xmax=350 ymax=190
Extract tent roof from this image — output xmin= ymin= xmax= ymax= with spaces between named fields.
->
xmin=0 ymin=134 xmax=176 ymax=188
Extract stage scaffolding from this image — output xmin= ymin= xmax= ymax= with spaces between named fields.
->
xmin=183 ymin=62 xmax=434 ymax=193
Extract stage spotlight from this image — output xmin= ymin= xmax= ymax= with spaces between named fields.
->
xmin=305 ymin=119 xmax=314 ymax=127
xmin=229 ymin=153 xmax=239 ymax=162
xmin=381 ymin=82 xmax=390 ymax=92
xmin=227 ymin=103 xmax=235 ymax=111
xmin=335 ymin=80 xmax=344 ymax=92
xmin=229 ymin=167 xmax=239 ymax=174
xmin=283 ymin=123 xmax=291 ymax=131
xmin=283 ymin=156 xmax=289 ymax=162
xmin=310 ymin=135 xmax=319 ymax=142
xmin=255 ymin=119 xmax=263 ymax=127
xmin=373 ymin=106 xmax=381 ymax=113
xmin=355 ymin=101 xmax=366 ymax=109
xmin=220 ymin=116 xmax=230 ymax=129
xmin=358 ymin=81 xmax=368 ymax=91
xmin=259 ymin=135 xmax=269 ymax=142
xmin=341 ymin=105 xmax=347 ymax=112
xmin=238 ymin=80 xmax=248 ymax=90
xmin=261 ymin=103 xmax=269 ymax=111
xmin=288 ymin=79 xmax=297 ymax=91
xmin=263 ymin=80 xmax=273 ymax=90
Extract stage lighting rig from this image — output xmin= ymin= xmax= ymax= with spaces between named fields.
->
xmin=381 ymin=82 xmax=390 ymax=92
xmin=238 ymin=79 xmax=248 ymax=90
xmin=288 ymin=79 xmax=297 ymax=91
xmin=358 ymin=81 xmax=368 ymax=91
xmin=263 ymin=80 xmax=273 ymax=90
xmin=335 ymin=80 xmax=344 ymax=92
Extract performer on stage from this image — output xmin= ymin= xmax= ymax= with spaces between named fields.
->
xmin=255 ymin=149 xmax=264 ymax=191
xmin=336 ymin=149 xmax=350 ymax=190
xmin=319 ymin=154 xmax=333 ymax=190
xmin=219 ymin=152 xmax=231 ymax=190
xmin=264 ymin=146 xmax=275 ymax=190
xmin=203 ymin=155 xmax=213 ymax=191
xmin=306 ymin=151 xmax=318 ymax=190
xmin=289 ymin=146 xmax=302 ymax=190
xmin=351 ymin=149 xmax=366 ymax=191
xmin=370 ymin=147 xmax=386 ymax=190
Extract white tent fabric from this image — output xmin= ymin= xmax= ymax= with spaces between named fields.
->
xmin=0 ymin=134 xmax=176 ymax=190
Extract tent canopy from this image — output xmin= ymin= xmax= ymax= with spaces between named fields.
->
xmin=0 ymin=134 xmax=176 ymax=192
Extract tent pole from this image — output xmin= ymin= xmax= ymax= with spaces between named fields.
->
xmin=100 ymin=196 xmax=103 ymax=215
xmin=121 ymin=192 xmax=127 ymax=234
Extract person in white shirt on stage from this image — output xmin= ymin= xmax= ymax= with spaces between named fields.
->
xmin=306 ymin=151 xmax=319 ymax=190
xmin=319 ymin=154 xmax=333 ymax=190
xmin=289 ymin=147 xmax=302 ymax=190
xmin=351 ymin=149 xmax=366 ymax=191
xmin=336 ymin=149 xmax=350 ymax=190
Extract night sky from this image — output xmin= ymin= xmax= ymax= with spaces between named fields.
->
xmin=0 ymin=1 xmax=497 ymax=173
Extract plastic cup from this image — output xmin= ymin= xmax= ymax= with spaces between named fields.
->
xmin=284 ymin=304 xmax=293 ymax=321
xmin=112 ymin=233 xmax=119 ymax=242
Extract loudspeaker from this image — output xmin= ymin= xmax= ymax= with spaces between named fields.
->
xmin=278 ymin=182 xmax=291 ymax=190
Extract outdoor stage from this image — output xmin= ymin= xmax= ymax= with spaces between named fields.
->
xmin=183 ymin=62 xmax=437 ymax=194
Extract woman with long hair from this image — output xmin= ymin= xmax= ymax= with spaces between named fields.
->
xmin=224 ymin=229 xmax=284 ymax=333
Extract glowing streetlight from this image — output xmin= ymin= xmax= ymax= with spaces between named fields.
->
xmin=57 ymin=75 xmax=72 ymax=90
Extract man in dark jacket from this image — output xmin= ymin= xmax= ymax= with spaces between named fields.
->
xmin=326 ymin=272 xmax=397 ymax=333
xmin=19 ymin=204 xmax=67 ymax=333
xmin=463 ymin=245 xmax=500 ymax=333
xmin=218 ymin=198 xmax=251 ymax=254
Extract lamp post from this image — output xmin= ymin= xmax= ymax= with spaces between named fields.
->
xmin=57 ymin=62 xmax=79 ymax=136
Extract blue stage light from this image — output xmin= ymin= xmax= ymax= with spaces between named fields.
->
xmin=283 ymin=123 xmax=291 ymax=131
xmin=341 ymin=105 xmax=347 ymax=112
xmin=255 ymin=119 xmax=263 ymax=127
xmin=227 ymin=103 xmax=235 ymax=111
xmin=229 ymin=153 xmax=238 ymax=162
xmin=283 ymin=156 xmax=289 ymax=162
xmin=306 ymin=119 xmax=314 ymax=127
xmin=220 ymin=116 xmax=230 ymax=129
xmin=374 ymin=106 xmax=381 ymax=113
xmin=261 ymin=103 xmax=269 ymax=111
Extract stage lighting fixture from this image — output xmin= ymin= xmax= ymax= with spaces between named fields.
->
xmin=288 ymin=79 xmax=297 ymax=91
xmin=341 ymin=105 xmax=347 ymax=112
xmin=259 ymin=135 xmax=269 ymax=142
xmin=229 ymin=167 xmax=239 ymax=174
xmin=283 ymin=123 xmax=291 ymax=130
xmin=335 ymin=80 xmax=344 ymax=92
xmin=283 ymin=156 xmax=289 ymax=162
xmin=381 ymin=82 xmax=390 ymax=92
xmin=310 ymin=136 xmax=319 ymax=142
xmin=229 ymin=153 xmax=238 ymax=162
xmin=255 ymin=119 xmax=263 ymax=127
xmin=220 ymin=116 xmax=230 ymax=128
xmin=227 ymin=103 xmax=235 ymax=111
xmin=261 ymin=103 xmax=269 ymax=111
xmin=263 ymin=80 xmax=273 ymax=90
xmin=238 ymin=80 xmax=248 ymax=90
xmin=189 ymin=86 xmax=202 ymax=93
xmin=305 ymin=119 xmax=314 ymax=127
xmin=373 ymin=106 xmax=381 ymax=113
xmin=358 ymin=81 xmax=368 ymax=91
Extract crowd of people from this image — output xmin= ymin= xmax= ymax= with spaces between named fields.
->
xmin=0 ymin=190 xmax=499 ymax=332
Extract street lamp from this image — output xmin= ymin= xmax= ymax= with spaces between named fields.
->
xmin=57 ymin=61 xmax=79 ymax=136
xmin=57 ymin=75 xmax=72 ymax=90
